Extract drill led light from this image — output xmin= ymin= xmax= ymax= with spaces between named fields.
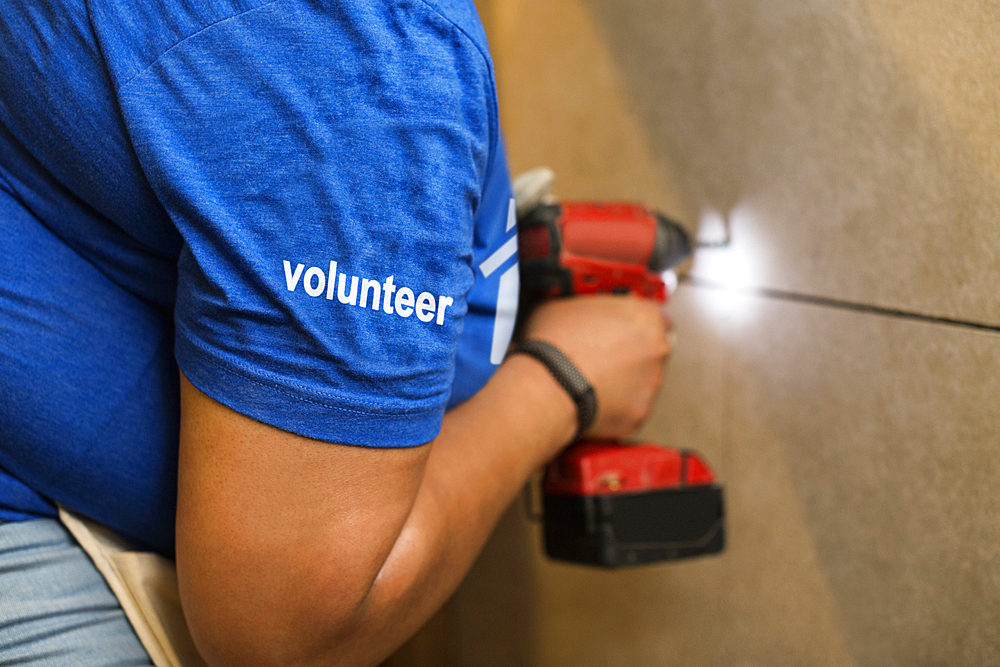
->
xmin=661 ymin=269 xmax=679 ymax=295
xmin=690 ymin=205 xmax=763 ymax=322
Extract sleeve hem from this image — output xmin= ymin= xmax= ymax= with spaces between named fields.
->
xmin=175 ymin=333 xmax=445 ymax=448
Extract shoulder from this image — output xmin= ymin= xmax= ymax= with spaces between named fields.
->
xmin=413 ymin=0 xmax=494 ymax=67
xmin=87 ymin=0 xmax=496 ymax=97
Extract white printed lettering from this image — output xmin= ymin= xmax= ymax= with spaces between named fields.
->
xmin=282 ymin=261 xmax=454 ymax=326
xmin=415 ymin=292 xmax=436 ymax=322
xmin=436 ymin=296 xmax=454 ymax=325
xmin=326 ymin=261 xmax=337 ymax=300
xmin=304 ymin=267 xmax=325 ymax=297
xmin=382 ymin=276 xmax=396 ymax=314
xmin=338 ymin=274 xmax=359 ymax=306
xmin=395 ymin=287 xmax=415 ymax=318
xmin=284 ymin=261 xmax=304 ymax=291
xmin=360 ymin=278 xmax=381 ymax=310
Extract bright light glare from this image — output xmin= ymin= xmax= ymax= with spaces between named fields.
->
xmin=661 ymin=269 xmax=679 ymax=295
xmin=689 ymin=205 xmax=763 ymax=323
xmin=692 ymin=244 xmax=755 ymax=290
xmin=695 ymin=207 xmax=729 ymax=247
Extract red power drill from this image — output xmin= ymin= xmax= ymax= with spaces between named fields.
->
xmin=519 ymin=202 xmax=725 ymax=567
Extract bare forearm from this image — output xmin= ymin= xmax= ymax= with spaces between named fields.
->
xmin=342 ymin=354 xmax=576 ymax=664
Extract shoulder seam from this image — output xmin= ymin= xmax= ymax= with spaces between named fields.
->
xmin=119 ymin=0 xmax=283 ymax=91
xmin=413 ymin=0 xmax=492 ymax=74
xmin=412 ymin=0 xmax=500 ymax=156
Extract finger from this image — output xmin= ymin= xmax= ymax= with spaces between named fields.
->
xmin=659 ymin=304 xmax=674 ymax=331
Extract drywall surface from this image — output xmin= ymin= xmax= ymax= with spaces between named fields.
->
xmin=582 ymin=0 xmax=1000 ymax=327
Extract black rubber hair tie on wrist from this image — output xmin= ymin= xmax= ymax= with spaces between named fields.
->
xmin=509 ymin=339 xmax=597 ymax=440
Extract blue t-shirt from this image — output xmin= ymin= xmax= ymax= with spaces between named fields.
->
xmin=0 ymin=0 xmax=518 ymax=555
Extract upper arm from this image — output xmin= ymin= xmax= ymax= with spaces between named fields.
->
xmin=117 ymin=0 xmax=496 ymax=447
xmin=176 ymin=375 xmax=429 ymax=666
xmin=111 ymin=3 xmax=508 ymax=660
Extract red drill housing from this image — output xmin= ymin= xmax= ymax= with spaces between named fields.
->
xmin=519 ymin=202 xmax=724 ymax=568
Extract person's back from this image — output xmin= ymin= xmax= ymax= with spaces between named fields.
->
xmin=1 ymin=0 xmax=186 ymax=551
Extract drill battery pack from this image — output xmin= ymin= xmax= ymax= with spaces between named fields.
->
xmin=541 ymin=442 xmax=725 ymax=568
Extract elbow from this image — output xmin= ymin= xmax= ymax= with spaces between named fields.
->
xmin=177 ymin=538 xmax=377 ymax=667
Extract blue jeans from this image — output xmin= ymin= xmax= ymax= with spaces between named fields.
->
xmin=0 ymin=518 xmax=154 ymax=666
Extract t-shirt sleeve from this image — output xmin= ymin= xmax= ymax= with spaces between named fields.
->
xmin=117 ymin=0 xmax=495 ymax=446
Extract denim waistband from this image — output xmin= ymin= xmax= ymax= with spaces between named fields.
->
xmin=0 ymin=518 xmax=153 ymax=666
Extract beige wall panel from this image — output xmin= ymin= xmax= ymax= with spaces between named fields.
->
xmin=490 ymin=0 xmax=1000 ymax=325
xmin=477 ymin=0 xmax=689 ymax=218
xmin=711 ymin=285 xmax=1000 ymax=665
xmin=450 ymin=507 xmax=539 ymax=666
xmin=860 ymin=2 xmax=1000 ymax=193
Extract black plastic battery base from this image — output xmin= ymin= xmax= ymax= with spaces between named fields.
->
xmin=542 ymin=484 xmax=725 ymax=568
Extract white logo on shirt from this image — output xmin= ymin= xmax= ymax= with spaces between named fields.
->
xmin=478 ymin=198 xmax=519 ymax=365
xmin=282 ymin=260 xmax=454 ymax=325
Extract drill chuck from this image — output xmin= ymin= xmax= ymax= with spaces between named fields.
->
xmin=650 ymin=213 xmax=692 ymax=272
